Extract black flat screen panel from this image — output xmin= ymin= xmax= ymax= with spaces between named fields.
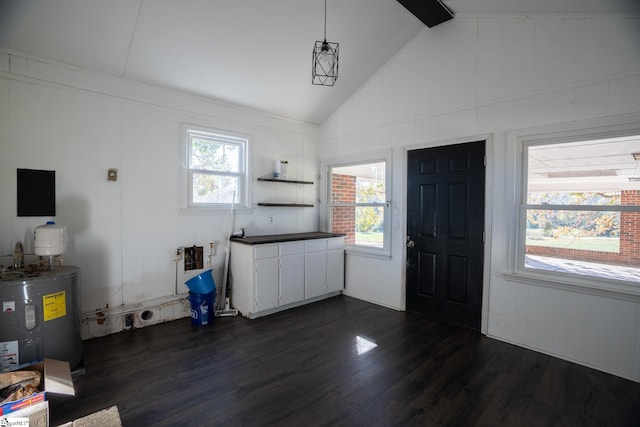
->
xmin=17 ymin=168 xmax=56 ymax=217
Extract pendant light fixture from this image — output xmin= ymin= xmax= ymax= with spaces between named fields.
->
xmin=312 ymin=0 xmax=339 ymax=86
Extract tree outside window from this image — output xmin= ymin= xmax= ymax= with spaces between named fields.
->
xmin=186 ymin=127 xmax=248 ymax=208
xmin=330 ymin=161 xmax=388 ymax=251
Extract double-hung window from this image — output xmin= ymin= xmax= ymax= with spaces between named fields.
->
xmin=185 ymin=126 xmax=249 ymax=209
xmin=326 ymin=152 xmax=391 ymax=256
xmin=518 ymin=129 xmax=640 ymax=288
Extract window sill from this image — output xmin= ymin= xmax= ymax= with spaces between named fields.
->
xmin=179 ymin=206 xmax=253 ymax=215
xmin=502 ymin=269 xmax=640 ymax=301
xmin=345 ymin=247 xmax=391 ymax=260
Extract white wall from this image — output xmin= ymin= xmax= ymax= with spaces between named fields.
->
xmin=0 ymin=50 xmax=320 ymax=338
xmin=320 ymin=14 xmax=640 ymax=381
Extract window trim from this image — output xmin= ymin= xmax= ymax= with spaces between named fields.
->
xmin=509 ymin=120 xmax=640 ymax=298
xmin=322 ymin=149 xmax=392 ymax=258
xmin=182 ymin=125 xmax=252 ymax=212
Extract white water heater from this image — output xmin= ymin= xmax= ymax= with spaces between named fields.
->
xmin=34 ymin=221 xmax=67 ymax=256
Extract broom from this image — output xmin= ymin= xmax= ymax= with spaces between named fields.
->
xmin=215 ymin=191 xmax=239 ymax=317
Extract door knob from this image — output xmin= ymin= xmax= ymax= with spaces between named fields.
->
xmin=406 ymin=240 xmax=415 ymax=248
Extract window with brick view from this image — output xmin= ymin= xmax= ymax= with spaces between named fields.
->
xmin=329 ymin=161 xmax=387 ymax=251
xmin=522 ymin=134 xmax=640 ymax=283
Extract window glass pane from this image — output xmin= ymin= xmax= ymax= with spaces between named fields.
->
xmin=329 ymin=159 xmax=388 ymax=251
xmin=224 ymin=144 xmax=240 ymax=173
xmin=330 ymin=206 xmax=385 ymax=248
xmin=524 ymin=134 xmax=640 ymax=283
xmin=527 ymin=191 xmax=621 ymax=206
xmin=190 ymin=140 xmax=242 ymax=172
xmin=356 ymin=180 xmax=385 ymax=203
xmin=192 ymin=173 xmax=239 ymax=204
xmin=331 ymin=206 xmax=355 ymax=245
xmin=191 ymin=138 xmax=224 ymax=171
xmin=527 ymin=135 xmax=640 ymax=197
xmin=526 ymin=209 xmax=620 ymax=253
xmin=355 ymin=206 xmax=384 ymax=248
xmin=186 ymin=127 xmax=248 ymax=208
xmin=331 ymin=162 xmax=385 ymax=204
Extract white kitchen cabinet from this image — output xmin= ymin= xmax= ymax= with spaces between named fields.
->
xmin=279 ymin=242 xmax=305 ymax=306
xmin=305 ymin=239 xmax=328 ymax=299
xmin=327 ymin=238 xmax=345 ymax=293
xmin=230 ymin=233 xmax=344 ymax=318
xmin=254 ymin=257 xmax=279 ymax=312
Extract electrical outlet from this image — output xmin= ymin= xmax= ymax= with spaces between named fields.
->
xmin=268 ymin=215 xmax=274 ymax=224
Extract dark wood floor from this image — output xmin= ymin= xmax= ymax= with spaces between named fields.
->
xmin=49 ymin=295 xmax=640 ymax=426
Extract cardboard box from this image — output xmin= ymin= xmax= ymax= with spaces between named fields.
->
xmin=0 ymin=400 xmax=49 ymax=427
xmin=0 ymin=359 xmax=74 ymax=417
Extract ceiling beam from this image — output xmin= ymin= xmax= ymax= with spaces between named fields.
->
xmin=397 ymin=0 xmax=454 ymax=28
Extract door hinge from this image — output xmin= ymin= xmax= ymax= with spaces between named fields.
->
xmin=483 ymin=155 xmax=486 ymax=167
xmin=483 ymin=231 xmax=485 ymax=243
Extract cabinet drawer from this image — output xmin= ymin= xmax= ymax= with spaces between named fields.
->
xmin=255 ymin=245 xmax=278 ymax=259
xmin=327 ymin=237 xmax=344 ymax=250
xmin=305 ymin=239 xmax=327 ymax=253
xmin=280 ymin=242 xmax=305 ymax=256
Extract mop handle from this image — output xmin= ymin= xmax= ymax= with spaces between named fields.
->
xmin=219 ymin=191 xmax=235 ymax=309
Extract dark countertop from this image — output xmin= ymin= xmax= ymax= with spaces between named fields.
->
xmin=230 ymin=232 xmax=346 ymax=245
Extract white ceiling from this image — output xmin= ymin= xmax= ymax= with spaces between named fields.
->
xmin=0 ymin=0 xmax=638 ymax=124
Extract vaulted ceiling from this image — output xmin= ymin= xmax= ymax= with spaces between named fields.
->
xmin=0 ymin=0 xmax=638 ymax=124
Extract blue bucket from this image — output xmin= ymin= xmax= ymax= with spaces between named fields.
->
xmin=189 ymin=292 xmax=215 ymax=327
xmin=185 ymin=269 xmax=216 ymax=294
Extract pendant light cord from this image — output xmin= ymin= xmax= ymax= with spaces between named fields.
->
xmin=324 ymin=0 xmax=327 ymax=41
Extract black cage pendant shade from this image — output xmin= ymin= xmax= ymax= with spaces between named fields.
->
xmin=312 ymin=0 xmax=339 ymax=86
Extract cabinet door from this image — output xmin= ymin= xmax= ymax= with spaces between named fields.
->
xmin=280 ymin=253 xmax=305 ymax=305
xmin=255 ymin=258 xmax=279 ymax=312
xmin=327 ymin=249 xmax=344 ymax=293
xmin=305 ymin=252 xmax=327 ymax=299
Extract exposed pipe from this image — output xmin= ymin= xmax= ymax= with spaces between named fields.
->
xmin=82 ymin=298 xmax=187 ymax=321
xmin=208 ymin=242 xmax=215 ymax=269
xmin=13 ymin=242 xmax=24 ymax=269
xmin=174 ymin=247 xmax=182 ymax=296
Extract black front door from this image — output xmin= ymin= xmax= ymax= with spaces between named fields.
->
xmin=406 ymin=141 xmax=485 ymax=330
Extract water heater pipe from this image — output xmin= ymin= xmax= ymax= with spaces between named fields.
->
xmin=173 ymin=247 xmax=182 ymax=296
xmin=208 ymin=242 xmax=215 ymax=269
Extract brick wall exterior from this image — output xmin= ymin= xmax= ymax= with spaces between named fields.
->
xmin=331 ymin=174 xmax=356 ymax=245
xmin=620 ymin=190 xmax=640 ymax=263
xmin=526 ymin=190 xmax=640 ymax=267
xmin=525 ymin=246 xmax=635 ymax=265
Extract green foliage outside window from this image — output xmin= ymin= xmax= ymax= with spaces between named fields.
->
xmin=526 ymin=192 xmax=621 ymax=238
xmin=187 ymin=129 xmax=245 ymax=206
xmin=355 ymin=181 xmax=384 ymax=233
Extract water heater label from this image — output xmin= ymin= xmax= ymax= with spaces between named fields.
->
xmin=43 ymin=291 xmax=67 ymax=321
xmin=1 ymin=340 xmax=19 ymax=371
